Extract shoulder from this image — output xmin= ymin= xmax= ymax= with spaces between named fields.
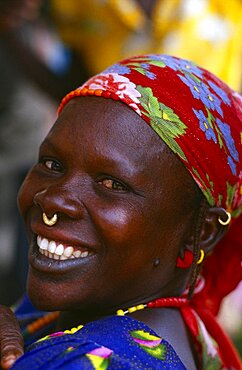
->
xmin=13 ymin=314 xmax=186 ymax=369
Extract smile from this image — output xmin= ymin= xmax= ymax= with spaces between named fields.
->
xmin=37 ymin=235 xmax=91 ymax=260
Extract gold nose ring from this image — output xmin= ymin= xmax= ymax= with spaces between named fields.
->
xmin=42 ymin=212 xmax=58 ymax=226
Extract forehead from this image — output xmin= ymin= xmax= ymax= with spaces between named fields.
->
xmin=49 ymin=97 xmax=170 ymax=166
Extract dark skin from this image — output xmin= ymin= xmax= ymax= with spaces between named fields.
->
xmin=21 ymin=97 xmax=199 ymax=314
xmin=0 ymin=97 xmax=227 ymax=369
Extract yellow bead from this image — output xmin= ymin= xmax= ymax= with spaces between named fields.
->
xmin=116 ymin=309 xmax=125 ymax=316
xmin=70 ymin=328 xmax=78 ymax=334
xmin=64 ymin=329 xmax=72 ymax=334
xmin=136 ymin=304 xmax=145 ymax=311
xmin=128 ymin=306 xmax=137 ymax=313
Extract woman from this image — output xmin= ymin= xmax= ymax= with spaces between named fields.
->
xmin=0 ymin=54 xmax=241 ymax=369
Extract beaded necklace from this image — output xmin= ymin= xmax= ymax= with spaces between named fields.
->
xmin=116 ymin=296 xmax=187 ymax=315
xmin=22 ymin=297 xmax=187 ymax=341
xmin=22 ymin=311 xmax=60 ymax=340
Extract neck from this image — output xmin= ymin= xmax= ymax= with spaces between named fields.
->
xmin=132 ymin=308 xmax=197 ymax=370
xmin=56 ymin=296 xmax=188 ymax=331
xmin=57 ymin=310 xmax=102 ymax=330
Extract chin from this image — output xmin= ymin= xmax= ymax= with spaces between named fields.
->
xmin=26 ymin=270 xmax=92 ymax=312
xmin=27 ymin=286 xmax=59 ymax=311
xmin=27 ymin=273 xmax=65 ymax=311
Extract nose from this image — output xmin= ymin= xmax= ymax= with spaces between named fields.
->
xmin=33 ymin=185 xmax=85 ymax=220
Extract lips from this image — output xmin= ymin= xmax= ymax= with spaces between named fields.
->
xmin=37 ymin=235 xmax=91 ymax=260
xmin=28 ymin=230 xmax=97 ymax=275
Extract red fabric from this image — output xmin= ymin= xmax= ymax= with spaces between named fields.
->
xmin=193 ymin=216 xmax=242 ymax=315
xmin=181 ymin=304 xmax=242 ymax=369
xmin=194 ymin=306 xmax=242 ymax=369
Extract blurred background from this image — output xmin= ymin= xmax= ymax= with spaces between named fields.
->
xmin=0 ymin=0 xmax=241 ymax=354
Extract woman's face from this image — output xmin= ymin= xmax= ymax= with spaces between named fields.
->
xmin=18 ymin=97 xmax=198 ymax=314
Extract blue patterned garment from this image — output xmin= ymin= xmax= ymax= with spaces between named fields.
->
xmin=13 ymin=297 xmax=185 ymax=370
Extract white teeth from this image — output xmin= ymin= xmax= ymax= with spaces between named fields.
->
xmin=37 ymin=235 xmax=42 ymax=247
xmin=48 ymin=241 xmax=56 ymax=253
xmin=64 ymin=246 xmax=74 ymax=257
xmin=73 ymin=250 xmax=81 ymax=258
xmin=55 ymin=244 xmax=64 ymax=256
xmin=40 ymin=238 xmax=48 ymax=250
xmin=37 ymin=235 xmax=90 ymax=260
xmin=81 ymin=251 xmax=88 ymax=258
xmin=60 ymin=255 xmax=68 ymax=260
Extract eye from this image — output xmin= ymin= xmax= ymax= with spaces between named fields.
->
xmin=43 ymin=159 xmax=63 ymax=172
xmin=98 ymin=178 xmax=127 ymax=191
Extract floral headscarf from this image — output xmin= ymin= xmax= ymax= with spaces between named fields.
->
xmin=59 ymin=54 xmax=242 ymax=314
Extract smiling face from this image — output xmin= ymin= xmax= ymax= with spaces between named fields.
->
xmin=18 ymin=97 xmax=200 ymax=314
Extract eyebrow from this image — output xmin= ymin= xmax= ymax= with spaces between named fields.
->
xmin=39 ymin=138 xmax=58 ymax=154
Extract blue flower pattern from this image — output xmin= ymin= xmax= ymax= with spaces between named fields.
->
xmin=106 ymin=55 xmax=238 ymax=176
xmin=193 ymin=109 xmax=217 ymax=143
xmin=104 ymin=63 xmax=131 ymax=75
xmin=157 ymin=57 xmax=239 ymax=176
xmin=216 ymin=118 xmax=239 ymax=174
xmin=216 ymin=119 xmax=239 ymax=162
xmin=179 ymin=74 xmax=223 ymax=117
xmin=106 ymin=61 xmax=157 ymax=80
xmin=150 ymin=55 xmax=203 ymax=77
xmin=227 ymin=156 xmax=237 ymax=175
xmin=208 ymin=81 xmax=231 ymax=106
xmin=139 ymin=63 xmax=156 ymax=79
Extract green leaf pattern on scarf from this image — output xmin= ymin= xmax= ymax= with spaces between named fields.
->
xmin=137 ymin=86 xmax=188 ymax=161
xmin=226 ymin=182 xmax=242 ymax=217
xmin=190 ymin=167 xmax=215 ymax=206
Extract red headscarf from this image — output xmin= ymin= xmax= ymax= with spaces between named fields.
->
xmin=59 ymin=54 xmax=242 ymax=316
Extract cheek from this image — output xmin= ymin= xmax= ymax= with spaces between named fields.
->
xmin=93 ymin=203 xmax=149 ymax=246
xmin=17 ymin=171 xmax=38 ymax=216
xmin=92 ymin=201 xmax=170 ymax=263
xmin=18 ymin=178 xmax=31 ymax=216
xmin=100 ymin=208 xmax=131 ymax=240
xmin=93 ymin=197 xmax=190 ymax=270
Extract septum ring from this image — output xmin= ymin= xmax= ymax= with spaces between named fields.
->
xmin=42 ymin=212 xmax=58 ymax=226
xmin=218 ymin=210 xmax=231 ymax=226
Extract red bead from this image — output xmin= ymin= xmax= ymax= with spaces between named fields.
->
xmin=110 ymin=93 xmax=120 ymax=100
xmin=147 ymin=297 xmax=187 ymax=308
xmin=102 ymin=91 xmax=111 ymax=98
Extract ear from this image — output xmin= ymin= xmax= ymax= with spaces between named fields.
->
xmin=183 ymin=207 xmax=230 ymax=256
xmin=197 ymin=207 xmax=230 ymax=255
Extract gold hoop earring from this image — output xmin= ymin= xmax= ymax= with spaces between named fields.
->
xmin=218 ymin=210 xmax=231 ymax=226
xmin=42 ymin=212 xmax=58 ymax=226
xmin=197 ymin=249 xmax=205 ymax=265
